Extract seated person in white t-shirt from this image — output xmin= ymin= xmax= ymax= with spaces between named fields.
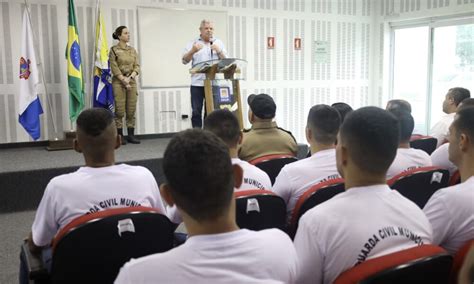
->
xmin=21 ymin=108 xmax=166 ymax=281
xmin=424 ymin=106 xmax=474 ymax=255
xmin=430 ymin=87 xmax=470 ymax=148
xmin=115 ymin=129 xmax=298 ymax=284
xmin=331 ymin=102 xmax=353 ymax=123
xmin=386 ymin=109 xmax=432 ymax=179
xmin=273 ymin=104 xmax=341 ymax=222
xmin=294 ymin=107 xmax=433 ymax=284
xmin=204 ymin=109 xmax=272 ymax=191
xmin=386 ymin=99 xmax=412 ymax=113
xmin=431 ymin=98 xmax=474 ymax=176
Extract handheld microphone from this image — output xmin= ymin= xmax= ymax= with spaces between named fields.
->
xmin=210 ymin=39 xmax=214 ymax=58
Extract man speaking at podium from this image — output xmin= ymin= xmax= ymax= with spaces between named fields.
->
xmin=182 ymin=19 xmax=228 ymax=128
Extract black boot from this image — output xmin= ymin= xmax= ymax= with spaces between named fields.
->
xmin=118 ymin=128 xmax=127 ymax=145
xmin=127 ymin=128 xmax=141 ymax=144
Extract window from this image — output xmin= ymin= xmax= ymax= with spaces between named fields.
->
xmin=390 ymin=16 xmax=474 ymax=135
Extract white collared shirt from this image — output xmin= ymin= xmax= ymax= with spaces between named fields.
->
xmin=430 ymin=112 xmax=455 ymax=148
xmin=423 ymin=176 xmax=474 ymax=255
xmin=273 ymin=149 xmax=340 ymax=221
xmin=294 ymin=184 xmax=433 ymax=284
xmin=182 ymin=37 xmax=227 ymax=86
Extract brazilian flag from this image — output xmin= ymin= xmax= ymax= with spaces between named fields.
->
xmin=66 ymin=0 xmax=84 ymax=122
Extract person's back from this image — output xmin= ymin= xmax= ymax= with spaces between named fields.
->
xmin=273 ymin=105 xmax=341 ymax=221
xmin=204 ymin=109 xmax=272 ymax=191
xmin=431 ymin=143 xmax=457 ymax=175
xmin=424 ymin=107 xmax=474 ymax=255
xmin=386 ymin=148 xmax=432 ymax=178
xmin=294 ymin=107 xmax=432 ymax=284
xmin=115 ymin=129 xmax=297 ymax=284
xmin=116 ymin=228 xmax=294 ymax=283
xmin=386 ymin=109 xmax=432 ymax=179
xmin=239 ymin=94 xmax=298 ymax=161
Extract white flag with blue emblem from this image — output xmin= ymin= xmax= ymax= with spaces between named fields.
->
xmin=19 ymin=9 xmax=43 ymax=140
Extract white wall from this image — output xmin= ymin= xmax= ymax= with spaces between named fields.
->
xmin=1 ymin=0 xmax=470 ymax=144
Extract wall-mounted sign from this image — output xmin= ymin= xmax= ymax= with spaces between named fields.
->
xmin=294 ymin=38 xmax=301 ymax=50
xmin=267 ymin=37 xmax=275 ymax=49
xmin=314 ymin=40 xmax=329 ymax=63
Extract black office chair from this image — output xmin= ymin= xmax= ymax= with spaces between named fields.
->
xmin=334 ymin=245 xmax=452 ymax=284
xmin=249 ymin=154 xmax=298 ymax=185
xmin=289 ymin=178 xmax=345 ymax=238
xmin=388 ymin=166 xmax=449 ymax=208
xmin=22 ymin=206 xmax=176 ymax=284
xmin=235 ymin=189 xmax=287 ymax=232
xmin=410 ymin=135 xmax=438 ymax=155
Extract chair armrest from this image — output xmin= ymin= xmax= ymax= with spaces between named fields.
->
xmin=20 ymin=241 xmax=49 ymax=280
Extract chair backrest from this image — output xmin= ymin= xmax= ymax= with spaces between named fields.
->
xmin=449 ymin=170 xmax=461 ymax=186
xmin=334 ymin=245 xmax=453 ymax=284
xmin=290 ymin=178 xmax=345 ymax=237
xmin=235 ymin=189 xmax=287 ymax=232
xmin=51 ymin=206 xmax=176 ymax=284
xmin=249 ymin=154 xmax=298 ymax=184
xmin=387 ymin=166 xmax=450 ymax=208
xmin=450 ymin=240 xmax=474 ymax=284
xmin=409 ymin=135 xmax=438 ymax=155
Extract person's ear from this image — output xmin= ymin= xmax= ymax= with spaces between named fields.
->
xmin=238 ymin=132 xmax=243 ymax=145
xmin=305 ymin=126 xmax=312 ymax=144
xmin=459 ymin=133 xmax=469 ymax=152
xmin=233 ymin=164 xmax=243 ymax=188
xmin=340 ymin=145 xmax=349 ymax=167
xmin=160 ymin=183 xmax=175 ymax=207
xmin=73 ymin=139 xmax=82 ymax=153
xmin=115 ymin=134 xmax=121 ymax=149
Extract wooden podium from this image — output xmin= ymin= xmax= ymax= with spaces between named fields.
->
xmin=190 ymin=58 xmax=247 ymax=129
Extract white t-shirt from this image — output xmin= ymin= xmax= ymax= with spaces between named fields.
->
xmin=182 ymin=37 xmax=227 ymax=86
xmin=273 ymin=149 xmax=340 ymax=221
xmin=294 ymin=184 xmax=433 ymax=284
xmin=232 ymin=158 xmax=272 ymax=191
xmin=431 ymin=143 xmax=457 ymax=176
xmin=386 ymin=148 xmax=433 ymax=179
xmin=31 ymin=164 xmax=166 ymax=247
xmin=430 ymin=112 xmax=455 ymax=148
xmin=423 ymin=176 xmax=474 ymax=255
xmin=114 ymin=229 xmax=298 ymax=284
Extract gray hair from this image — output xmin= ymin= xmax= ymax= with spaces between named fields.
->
xmin=200 ymin=19 xmax=213 ymax=28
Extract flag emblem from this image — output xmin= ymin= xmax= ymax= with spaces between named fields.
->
xmin=70 ymin=41 xmax=81 ymax=70
xmin=19 ymin=57 xmax=32 ymax=80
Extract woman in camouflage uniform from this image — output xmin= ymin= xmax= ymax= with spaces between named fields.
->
xmin=110 ymin=26 xmax=140 ymax=144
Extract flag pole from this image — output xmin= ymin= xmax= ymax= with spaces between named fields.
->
xmin=89 ymin=0 xmax=100 ymax=109
xmin=24 ymin=0 xmax=59 ymax=137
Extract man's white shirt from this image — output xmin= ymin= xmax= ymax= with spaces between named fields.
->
xmin=431 ymin=143 xmax=457 ymax=176
xmin=423 ymin=176 xmax=474 ymax=255
xmin=182 ymin=37 xmax=227 ymax=86
xmin=115 ymin=229 xmax=298 ymax=284
xmin=273 ymin=149 xmax=340 ymax=221
xmin=31 ymin=164 xmax=166 ymax=246
xmin=294 ymin=184 xmax=433 ymax=284
xmin=232 ymin=158 xmax=272 ymax=191
xmin=386 ymin=148 xmax=433 ymax=179
xmin=430 ymin=112 xmax=455 ymax=148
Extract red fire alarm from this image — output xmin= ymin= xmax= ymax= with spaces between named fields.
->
xmin=294 ymin=38 xmax=301 ymax=50
xmin=267 ymin=37 xmax=275 ymax=49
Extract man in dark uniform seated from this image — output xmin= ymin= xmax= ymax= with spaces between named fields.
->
xmin=238 ymin=93 xmax=298 ymax=161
